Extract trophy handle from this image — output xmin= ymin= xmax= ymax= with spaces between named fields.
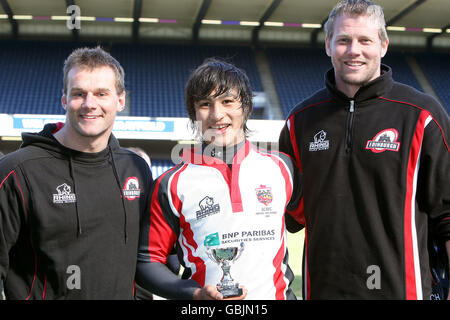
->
xmin=234 ymin=242 xmax=244 ymax=262
xmin=206 ymin=246 xmax=219 ymax=264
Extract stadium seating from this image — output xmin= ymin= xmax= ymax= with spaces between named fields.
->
xmin=0 ymin=40 xmax=448 ymax=119
xmin=150 ymin=158 xmax=175 ymax=178
xmin=265 ymin=47 xmax=332 ymax=117
xmin=0 ymin=41 xmax=73 ymax=115
xmin=381 ymin=51 xmax=423 ymax=92
xmin=414 ymin=52 xmax=450 ymax=114
xmin=0 ymin=41 xmax=262 ymax=118
xmin=265 ymin=47 xmax=429 ymax=117
xmin=111 ymin=43 xmax=263 ymax=118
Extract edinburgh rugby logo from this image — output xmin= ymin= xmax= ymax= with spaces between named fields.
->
xmin=122 ymin=177 xmax=141 ymax=201
xmin=366 ymin=128 xmax=401 ymax=153
xmin=309 ymin=130 xmax=330 ymax=151
xmin=255 ymin=185 xmax=273 ymax=206
xmin=53 ymin=183 xmax=76 ymax=204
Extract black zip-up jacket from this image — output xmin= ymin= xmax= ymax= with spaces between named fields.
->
xmin=0 ymin=123 xmax=152 ymax=299
xmin=279 ymin=65 xmax=450 ymax=299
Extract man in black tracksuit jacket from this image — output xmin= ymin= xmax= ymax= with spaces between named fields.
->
xmin=0 ymin=48 xmax=152 ymax=299
xmin=279 ymin=0 xmax=450 ymax=299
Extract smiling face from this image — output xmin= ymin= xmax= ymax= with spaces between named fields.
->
xmin=325 ymin=13 xmax=388 ymax=98
xmin=194 ymin=88 xmax=245 ymax=147
xmin=58 ymin=66 xmax=125 ymax=152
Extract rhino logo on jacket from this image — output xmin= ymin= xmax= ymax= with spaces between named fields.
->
xmin=53 ymin=183 xmax=76 ymax=204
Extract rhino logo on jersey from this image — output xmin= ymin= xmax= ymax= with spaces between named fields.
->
xmin=196 ymin=196 xmax=220 ymax=220
xmin=53 ymin=183 xmax=76 ymax=204
xmin=309 ymin=130 xmax=330 ymax=151
xmin=57 ymin=183 xmax=72 ymax=195
xmin=199 ymin=196 xmax=214 ymax=210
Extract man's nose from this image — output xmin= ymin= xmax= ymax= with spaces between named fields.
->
xmin=82 ymin=92 xmax=96 ymax=108
xmin=210 ymin=102 xmax=224 ymax=121
xmin=347 ymin=39 xmax=361 ymax=56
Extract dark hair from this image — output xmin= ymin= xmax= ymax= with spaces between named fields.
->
xmin=62 ymin=46 xmax=125 ymax=95
xmin=185 ymin=58 xmax=253 ymax=136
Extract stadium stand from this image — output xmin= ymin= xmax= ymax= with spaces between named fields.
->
xmin=264 ymin=47 xmax=436 ymax=117
xmin=111 ymin=43 xmax=263 ymax=117
xmin=151 ymin=158 xmax=175 ymax=178
xmin=0 ymin=40 xmax=448 ymax=119
xmin=0 ymin=41 xmax=263 ymax=118
xmin=414 ymin=52 xmax=450 ymax=114
xmin=381 ymin=51 xmax=423 ymax=92
xmin=0 ymin=41 xmax=73 ymax=115
xmin=265 ymin=47 xmax=332 ymax=117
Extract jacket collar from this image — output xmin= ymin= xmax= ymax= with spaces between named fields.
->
xmin=21 ymin=122 xmax=118 ymax=163
xmin=182 ymin=139 xmax=250 ymax=166
xmin=325 ymin=64 xmax=393 ymax=105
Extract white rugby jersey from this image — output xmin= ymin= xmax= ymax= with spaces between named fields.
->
xmin=139 ymin=140 xmax=303 ymax=300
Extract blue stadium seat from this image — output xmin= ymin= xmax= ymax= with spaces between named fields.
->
xmin=0 ymin=41 xmax=263 ymax=119
xmin=111 ymin=43 xmax=263 ymax=118
xmin=265 ymin=47 xmax=331 ymax=117
xmin=414 ymin=52 xmax=450 ymax=114
xmin=266 ymin=47 xmax=437 ymax=118
xmin=0 ymin=41 xmax=74 ymax=115
xmin=381 ymin=51 xmax=422 ymax=92
xmin=150 ymin=158 xmax=175 ymax=178
xmin=0 ymin=40 xmax=447 ymax=119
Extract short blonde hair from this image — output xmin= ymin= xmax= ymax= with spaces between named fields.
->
xmin=324 ymin=0 xmax=388 ymax=43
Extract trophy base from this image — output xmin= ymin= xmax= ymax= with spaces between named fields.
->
xmin=218 ymin=286 xmax=243 ymax=298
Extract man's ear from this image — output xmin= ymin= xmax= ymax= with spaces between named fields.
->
xmin=325 ymin=36 xmax=332 ymax=57
xmin=381 ymin=39 xmax=389 ymax=58
xmin=61 ymin=95 xmax=68 ymax=111
xmin=117 ymin=91 xmax=126 ymax=112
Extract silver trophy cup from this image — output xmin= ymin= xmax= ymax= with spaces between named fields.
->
xmin=206 ymin=242 xmax=244 ymax=297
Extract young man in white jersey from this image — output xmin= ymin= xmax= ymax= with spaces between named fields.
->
xmin=136 ymin=58 xmax=303 ymax=300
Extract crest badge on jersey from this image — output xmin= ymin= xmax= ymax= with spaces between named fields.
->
xmin=122 ymin=176 xmax=141 ymax=201
xmin=255 ymin=185 xmax=273 ymax=206
xmin=366 ymin=128 xmax=401 ymax=153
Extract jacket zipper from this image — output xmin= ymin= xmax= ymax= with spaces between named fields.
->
xmin=345 ymin=100 xmax=355 ymax=153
